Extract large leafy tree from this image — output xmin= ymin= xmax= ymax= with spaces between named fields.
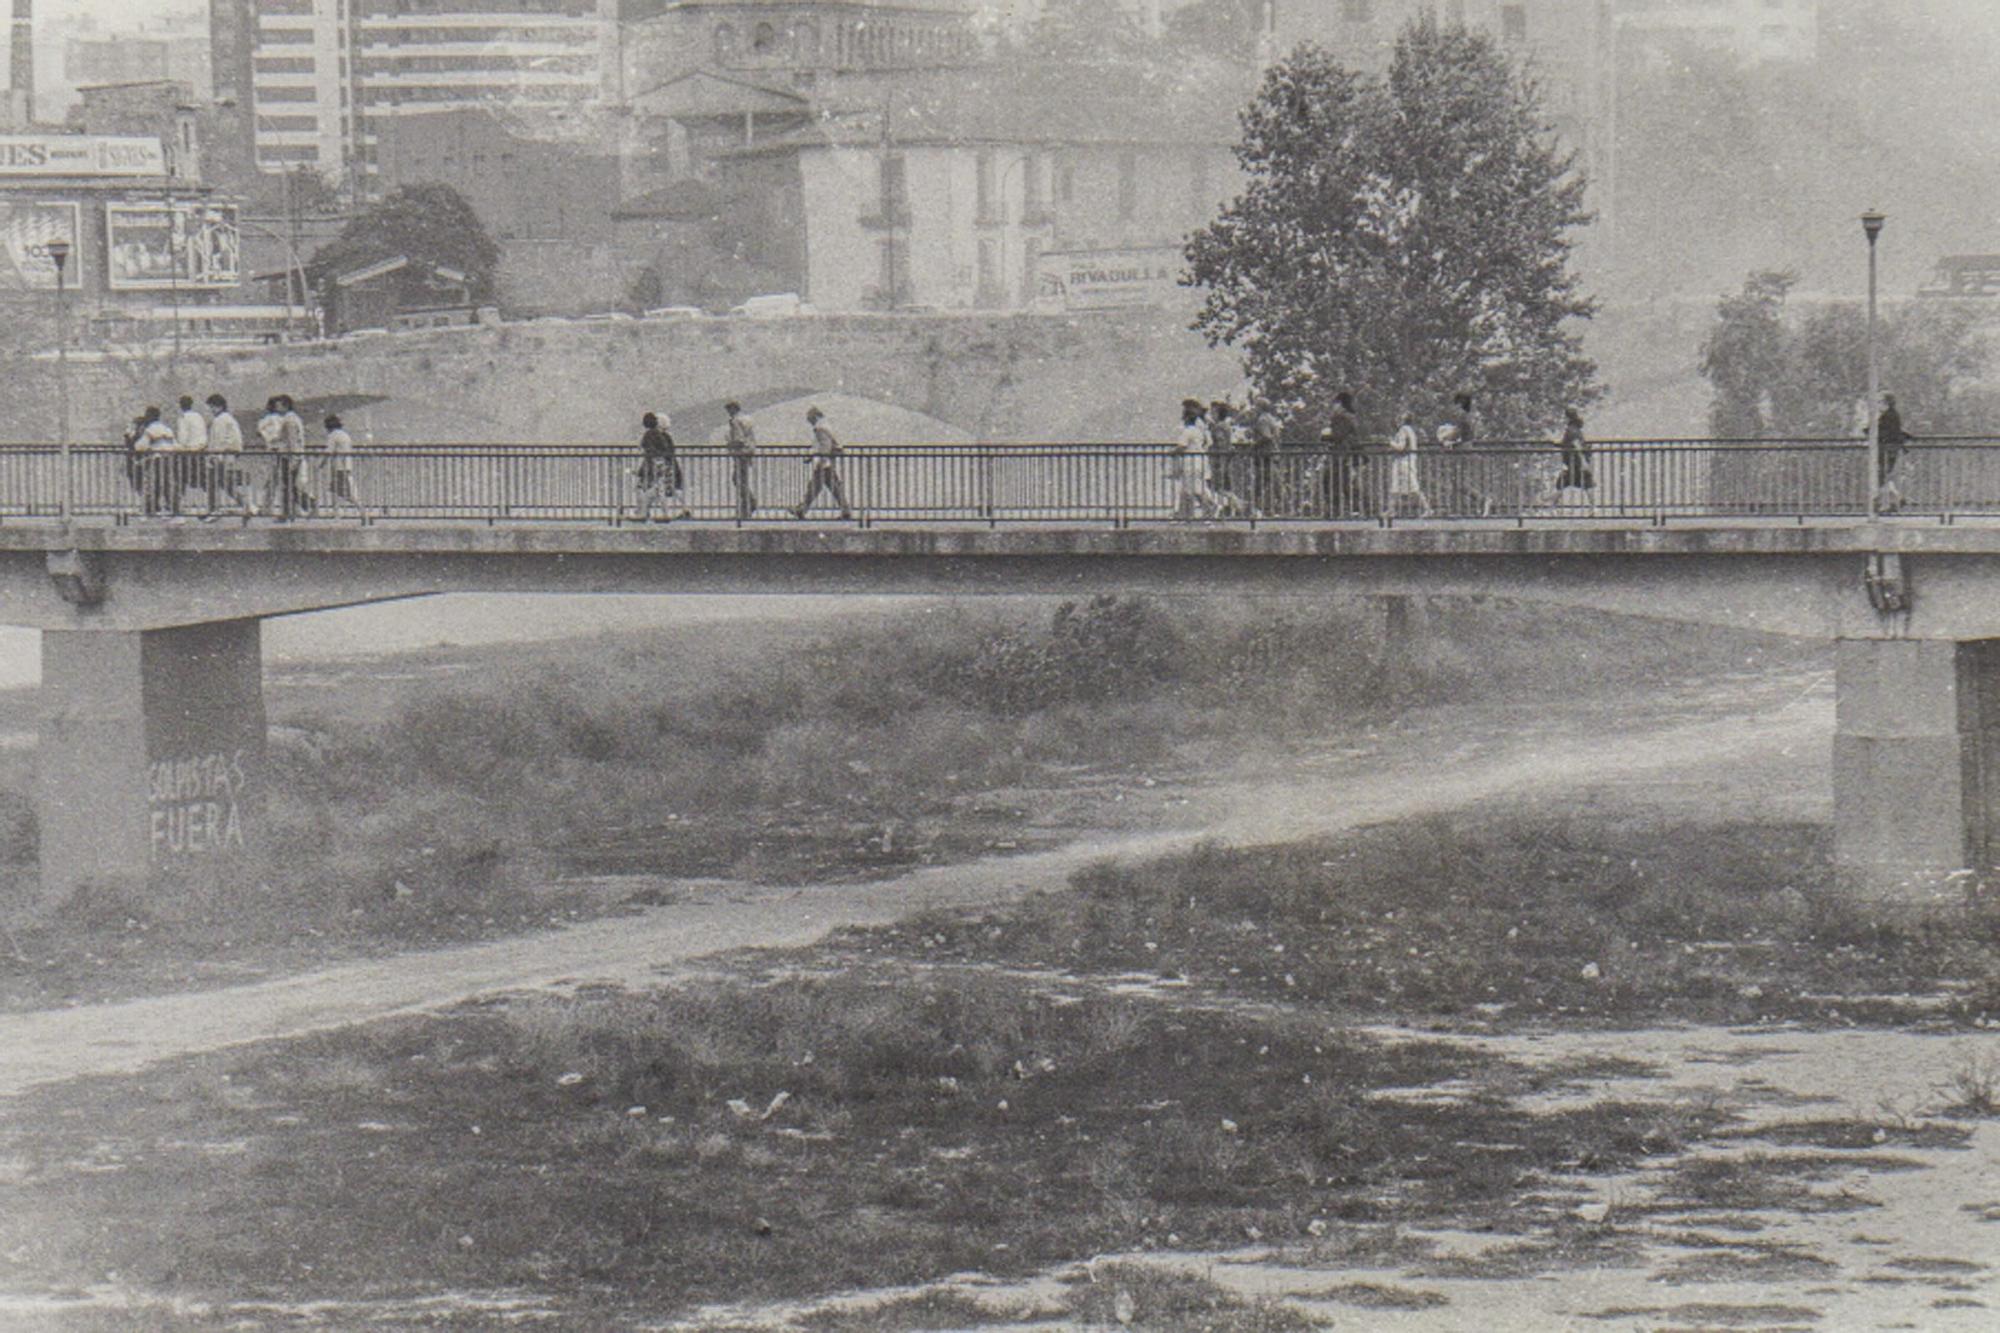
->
xmin=1185 ymin=19 xmax=1597 ymax=437
xmin=306 ymin=183 xmax=501 ymax=304
xmin=1700 ymin=270 xmax=1998 ymax=437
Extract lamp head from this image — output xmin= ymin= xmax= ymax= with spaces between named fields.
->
xmin=1861 ymin=211 xmax=1887 ymax=243
xmin=43 ymin=240 xmax=69 ymax=272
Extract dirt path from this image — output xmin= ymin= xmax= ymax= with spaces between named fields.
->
xmin=0 ymin=678 xmax=1831 ymax=1100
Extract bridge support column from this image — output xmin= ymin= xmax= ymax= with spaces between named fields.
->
xmin=1833 ymin=637 xmax=2000 ymax=897
xmin=34 ymin=619 xmax=266 ymax=906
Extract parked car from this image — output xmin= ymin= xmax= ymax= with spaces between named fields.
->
xmin=728 ymin=292 xmax=816 ymax=319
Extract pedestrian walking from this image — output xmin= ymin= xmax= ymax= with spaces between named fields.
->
xmin=1388 ymin=409 xmax=1431 ymax=518
xmin=278 ymin=395 xmax=313 ymax=518
xmin=724 ymin=400 xmax=758 ymax=521
xmin=1323 ymin=391 xmax=1364 ymax=517
xmin=792 ymin=406 xmax=853 ymax=520
xmin=1553 ymin=406 xmax=1594 ymax=503
xmin=174 ymin=394 xmax=208 ymax=518
xmin=128 ymin=406 xmax=174 ymax=516
xmin=1250 ymin=397 xmax=1283 ymax=514
xmin=1207 ymin=400 xmax=1255 ymax=517
xmin=634 ymin=411 xmax=684 ymax=522
xmin=204 ymin=394 xmax=253 ymax=521
xmin=1173 ymin=398 xmax=1221 ymax=520
xmin=322 ymin=415 xmax=366 ymax=520
xmin=1875 ymin=391 xmax=1912 ymax=512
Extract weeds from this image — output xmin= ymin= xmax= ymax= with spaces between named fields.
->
xmin=1938 ymin=1049 xmax=2000 ymax=1117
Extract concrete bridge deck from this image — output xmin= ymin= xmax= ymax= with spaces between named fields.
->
xmin=0 ymin=511 xmax=1991 ymax=903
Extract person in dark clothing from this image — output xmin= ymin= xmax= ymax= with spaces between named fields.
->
xmin=1249 ymin=398 xmax=1283 ymax=513
xmin=1322 ymin=391 xmax=1364 ymax=517
xmin=1877 ymin=392 xmax=1910 ymax=485
xmin=635 ymin=411 xmax=684 ymax=522
xmin=1553 ymin=407 xmax=1593 ymax=500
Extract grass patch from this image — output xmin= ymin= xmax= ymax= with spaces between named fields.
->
xmin=858 ymin=810 xmax=2000 ymax=1025
xmin=796 ymin=1289 xmax=1042 ymax=1330
xmin=0 ymin=963 xmax=1737 ymax=1322
xmin=1063 ymin=1264 xmax=1323 ymax=1332
xmin=1586 ymin=1304 xmax=1822 ymax=1327
xmin=1299 ymin=1280 xmax=1449 ymax=1309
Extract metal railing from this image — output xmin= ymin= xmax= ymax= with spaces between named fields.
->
xmin=0 ymin=438 xmax=1988 ymax=526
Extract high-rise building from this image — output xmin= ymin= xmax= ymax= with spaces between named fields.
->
xmin=354 ymin=0 xmax=621 ymax=196
xmin=212 ymin=1 xmax=624 ymax=193
xmin=208 ymin=0 xmax=358 ymax=183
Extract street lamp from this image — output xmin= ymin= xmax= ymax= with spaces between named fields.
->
xmin=44 ymin=238 xmax=71 ymax=522
xmin=1862 ymin=210 xmax=1885 ymax=520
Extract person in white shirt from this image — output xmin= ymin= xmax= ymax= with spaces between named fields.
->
xmin=1173 ymin=398 xmax=1220 ymax=520
xmin=174 ymin=395 xmax=208 ymax=518
xmin=1388 ymin=409 xmax=1431 ymax=518
xmin=137 ymin=407 xmax=175 ymax=517
xmin=321 ymin=414 xmax=365 ymax=520
xmin=204 ymin=394 xmax=253 ymax=521
xmin=792 ymin=406 xmax=852 ymax=520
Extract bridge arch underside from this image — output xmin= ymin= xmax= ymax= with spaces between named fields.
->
xmin=12 ymin=527 xmax=2000 ymax=903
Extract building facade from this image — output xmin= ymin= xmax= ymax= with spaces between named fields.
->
xmin=717 ymin=68 xmax=1243 ymax=312
xmin=0 ymin=131 xmax=243 ymax=329
xmin=622 ymin=0 xmax=982 ymax=94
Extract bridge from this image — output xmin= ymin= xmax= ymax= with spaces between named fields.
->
xmin=5 ymin=437 xmax=2000 ymax=905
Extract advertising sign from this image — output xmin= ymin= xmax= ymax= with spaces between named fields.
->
xmin=1035 ymin=247 xmax=1184 ymax=311
xmin=107 ymin=202 xmax=242 ymax=290
xmin=0 ymin=135 xmax=166 ymax=177
xmin=0 ymin=200 xmax=80 ymax=291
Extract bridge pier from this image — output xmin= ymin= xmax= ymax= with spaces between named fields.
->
xmin=1833 ymin=637 xmax=2000 ymax=897
xmin=34 ymin=619 xmax=266 ymax=906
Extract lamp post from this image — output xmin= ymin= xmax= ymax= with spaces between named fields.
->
xmin=45 ymin=238 xmax=71 ymax=522
xmin=1862 ymin=210 xmax=1885 ymax=520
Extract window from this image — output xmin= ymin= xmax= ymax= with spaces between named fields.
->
xmin=752 ymin=22 xmax=775 ymax=53
xmin=1022 ymin=236 xmax=1042 ymax=304
xmin=257 ymin=113 xmax=320 ymax=131
xmin=975 ymin=149 xmax=996 ymax=222
xmin=257 ymin=143 xmax=321 ymax=162
xmin=880 ymin=152 xmax=907 ymax=217
xmin=254 ymin=85 xmax=319 ymax=102
xmin=977 ymin=238 xmax=999 ymax=304
xmin=1117 ymin=150 xmax=1137 ymax=221
xmin=1022 ymin=151 xmax=1044 ymax=215
xmin=254 ymin=56 xmax=315 ymax=74
xmin=1341 ymin=0 xmax=1370 ymax=21
xmin=713 ymin=23 xmax=736 ymax=60
xmin=1500 ymin=4 xmax=1526 ymax=40
xmin=798 ymin=21 xmax=819 ymax=55
xmin=875 ymin=238 xmax=910 ymax=304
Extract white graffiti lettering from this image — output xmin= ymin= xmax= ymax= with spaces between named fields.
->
xmin=148 ymin=749 xmax=251 ymax=857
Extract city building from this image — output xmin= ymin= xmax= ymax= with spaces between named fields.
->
xmin=708 ymin=65 xmax=1246 ymax=312
xmin=354 ymin=0 xmax=623 ymax=196
xmin=1609 ymin=0 xmax=1817 ymax=66
xmin=620 ymin=0 xmax=984 ymax=95
xmin=210 ymin=0 xmax=359 ymax=182
xmin=211 ymin=0 xmax=627 ymax=194
xmin=65 ymin=25 xmax=213 ymax=106
xmin=0 ymin=130 xmax=243 ymax=327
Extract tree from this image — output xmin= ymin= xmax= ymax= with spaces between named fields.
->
xmin=1700 ymin=270 xmax=2000 ymax=437
xmin=305 ymin=183 xmax=501 ymax=304
xmin=1185 ymin=19 xmax=1597 ymax=437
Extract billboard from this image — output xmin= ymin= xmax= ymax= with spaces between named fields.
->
xmin=0 ymin=135 xmax=166 ymax=177
xmin=107 ymin=202 xmax=242 ymax=290
xmin=0 ymin=200 xmax=81 ymax=291
xmin=1035 ymin=247 xmax=1184 ymax=311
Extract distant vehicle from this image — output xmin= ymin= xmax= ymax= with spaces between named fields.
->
xmin=87 ymin=304 xmax=317 ymax=347
xmin=1917 ymin=255 xmax=2000 ymax=299
xmin=729 ymin=292 xmax=815 ymax=319
xmin=643 ymin=305 xmax=705 ymax=321
xmin=390 ymin=305 xmax=478 ymax=332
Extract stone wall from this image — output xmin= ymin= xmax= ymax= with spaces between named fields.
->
xmin=12 ymin=299 xmax=1716 ymax=449
xmin=24 ymin=308 xmax=1244 ymax=447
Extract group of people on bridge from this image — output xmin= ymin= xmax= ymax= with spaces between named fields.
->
xmin=1169 ymin=392 xmax=1596 ymax=521
xmin=121 ymin=392 xmax=363 ymax=523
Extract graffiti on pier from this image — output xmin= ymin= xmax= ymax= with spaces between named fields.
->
xmin=149 ymin=750 xmax=249 ymax=856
